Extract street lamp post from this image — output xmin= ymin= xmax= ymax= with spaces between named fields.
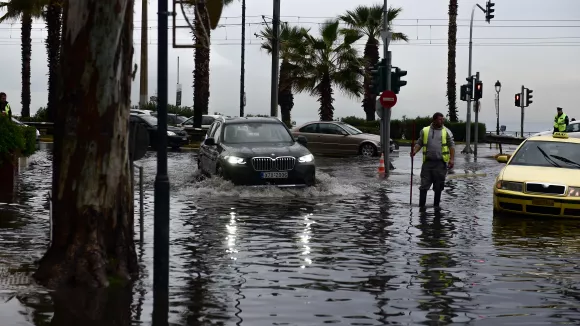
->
xmin=495 ymin=80 xmax=501 ymax=135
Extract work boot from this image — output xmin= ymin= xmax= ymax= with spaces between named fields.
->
xmin=419 ymin=190 xmax=427 ymax=208
xmin=434 ymin=191 xmax=442 ymax=208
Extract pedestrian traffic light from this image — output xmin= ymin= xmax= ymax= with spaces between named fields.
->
xmin=514 ymin=93 xmax=521 ymax=107
xmin=466 ymin=76 xmax=475 ymax=99
xmin=370 ymin=59 xmax=386 ymax=95
xmin=525 ymin=88 xmax=533 ymax=107
xmin=460 ymin=84 xmax=468 ymax=101
xmin=474 ymin=81 xmax=483 ymax=100
xmin=391 ymin=66 xmax=407 ymax=94
xmin=485 ymin=1 xmax=495 ymax=23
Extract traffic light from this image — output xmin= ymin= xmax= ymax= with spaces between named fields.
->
xmin=460 ymin=84 xmax=468 ymax=101
xmin=514 ymin=93 xmax=521 ymax=107
xmin=525 ymin=88 xmax=533 ymax=107
xmin=474 ymin=81 xmax=483 ymax=100
xmin=466 ymin=76 xmax=474 ymax=99
xmin=391 ymin=66 xmax=407 ymax=94
xmin=370 ymin=59 xmax=386 ymax=95
xmin=485 ymin=0 xmax=495 ymax=23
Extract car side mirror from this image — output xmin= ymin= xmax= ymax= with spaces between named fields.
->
xmin=296 ymin=135 xmax=308 ymax=146
xmin=496 ymin=155 xmax=509 ymax=163
xmin=204 ymin=137 xmax=216 ymax=146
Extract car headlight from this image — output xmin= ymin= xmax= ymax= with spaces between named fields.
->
xmin=568 ymin=187 xmax=580 ymax=197
xmin=167 ymin=131 xmax=176 ymax=136
xmin=298 ymin=154 xmax=314 ymax=163
xmin=495 ymin=180 xmax=524 ymax=192
xmin=225 ymin=156 xmax=246 ymax=164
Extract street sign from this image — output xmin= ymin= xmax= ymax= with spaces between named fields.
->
xmin=379 ymin=90 xmax=397 ymax=108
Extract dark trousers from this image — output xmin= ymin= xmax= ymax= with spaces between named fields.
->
xmin=420 ymin=160 xmax=447 ymax=191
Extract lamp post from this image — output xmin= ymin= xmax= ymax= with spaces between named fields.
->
xmin=495 ymin=80 xmax=501 ymax=135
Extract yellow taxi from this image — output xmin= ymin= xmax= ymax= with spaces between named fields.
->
xmin=493 ymin=132 xmax=580 ymax=218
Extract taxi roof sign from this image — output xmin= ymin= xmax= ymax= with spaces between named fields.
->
xmin=553 ymin=132 xmax=569 ymax=139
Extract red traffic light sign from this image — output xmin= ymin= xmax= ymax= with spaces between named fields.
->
xmin=379 ymin=90 xmax=397 ymax=108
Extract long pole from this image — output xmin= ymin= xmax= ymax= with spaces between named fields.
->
xmin=382 ymin=0 xmax=391 ymax=177
xmin=270 ymin=0 xmax=280 ymax=117
xmin=139 ymin=0 xmax=148 ymax=106
xmin=240 ymin=0 xmax=246 ymax=117
xmin=462 ymin=5 xmax=477 ymax=154
xmin=496 ymin=91 xmax=500 ymax=135
xmin=520 ymin=85 xmax=525 ymax=136
xmin=153 ymin=0 xmax=170 ymax=323
xmin=410 ymin=122 xmax=415 ymax=205
xmin=473 ymin=72 xmax=480 ymax=159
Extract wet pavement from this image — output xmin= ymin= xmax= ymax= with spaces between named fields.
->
xmin=2 ymin=145 xmax=580 ymax=325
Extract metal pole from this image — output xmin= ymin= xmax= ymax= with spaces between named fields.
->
xmin=270 ymin=0 xmax=280 ymax=117
xmin=139 ymin=166 xmax=144 ymax=241
xmin=496 ymin=90 xmax=500 ymax=135
xmin=520 ymin=85 xmax=525 ymax=136
xmin=240 ymin=0 xmax=246 ymax=117
xmin=462 ymin=5 xmax=477 ymax=154
xmin=473 ymin=72 xmax=480 ymax=159
xmin=139 ymin=0 xmax=148 ymax=106
xmin=382 ymin=0 xmax=391 ymax=176
xmin=177 ymin=57 xmax=179 ymax=84
xmin=153 ymin=0 xmax=170 ymax=323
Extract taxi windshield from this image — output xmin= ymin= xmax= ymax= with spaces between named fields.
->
xmin=510 ymin=140 xmax=580 ymax=169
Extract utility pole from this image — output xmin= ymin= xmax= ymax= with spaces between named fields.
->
xmin=381 ymin=0 xmax=392 ymax=176
xmin=270 ymin=0 xmax=280 ymax=117
xmin=153 ymin=0 xmax=169 ymax=323
xmin=139 ymin=0 xmax=148 ymax=106
xmin=240 ymin=0 xmax=246 ymax=117
xmin=473 ymin=71 xmax=480 ymax=159
xmin=176 ymin=57 xmax=182 ymax=106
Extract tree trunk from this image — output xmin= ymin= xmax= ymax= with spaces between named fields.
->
xmin=447 ymin=0 xmax=459 ymax=122
xmin=49 ymin=287 xmax=132 ymax=325
xmin=278 ymin=60 xmax=294 ymax=127
xmin=20 ymin=13 xmax=32 ymax=118
xmin=192 ymin=1 xmax=211 ymax=128
xmin=34 ymin=0 xmax=138 ymax=289
xmin=45 ymin=0 xmax=62 ymax=123
xmin=363 ymin=38 xmax=380 ymax=121
xmin=317 ymin=74 xmax=334 ymax=121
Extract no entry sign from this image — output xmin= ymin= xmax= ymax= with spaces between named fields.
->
xmin=379 ymin=90 xmax=397 ymax=108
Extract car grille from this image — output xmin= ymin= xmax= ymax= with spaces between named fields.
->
xmin=174 ymin=130 xmax=188 ymax=136
xmin=252 ymin=156 xmax=296 ymax=172
xmin=525 ymin=183 xmax=566 ymax=195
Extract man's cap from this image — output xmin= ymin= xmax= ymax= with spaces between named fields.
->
xmin=557 ymin=107 xmax=563 ymax=111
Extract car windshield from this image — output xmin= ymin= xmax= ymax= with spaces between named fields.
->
xmin=340 ymin=123 xmax=363 ymax=135
xmin=223 ymin=122 xmax=293 ymax=144
xmin=176 ymin=116 xmax=187 ymax=124
xmin=138 ymin=115 xmax=158 ymax=126
xmin=510 ymin=140 xmax=580 ymax=169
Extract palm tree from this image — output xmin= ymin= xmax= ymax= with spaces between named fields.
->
xmin=0 ymin=0 xmax=44 ymax=118
xmin=257 ymin=23 xmax=309 ymax=127
xmin=295 ymin=20 xmax=364 ymax=121
xmin=44 ymin=0 xmax=62 ymax=122
xmin=339 ymin=4 xmax=408 ymax=121
xmin=191 ymin=0 xmax=235 ymax=128
xmin=447 ymin=0 xmax=459 ymax=122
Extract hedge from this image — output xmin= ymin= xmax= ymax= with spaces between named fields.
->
xmin=340 ymin=116 xmax=486 ymax=142
xmin=134 ymin=102 xmax=194 ymax=118
xmin=0 ymin=115 xmax=37 ymax=163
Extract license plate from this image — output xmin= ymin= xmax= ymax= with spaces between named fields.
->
xmin=261 ymin=172 xmax=288 ymax=179
xmin=182 ymin=137 xmax=187 ymax=140
xmin=532 ymin=198 xmax=554 ymax=206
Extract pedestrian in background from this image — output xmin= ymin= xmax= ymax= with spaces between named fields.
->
xmin=554 ymin=107 xmax=568 ymax=133
xmin=410 ymin=112 xmax=455 ymax=209
xmin=0 ymin=92 xmax=11 ymax=119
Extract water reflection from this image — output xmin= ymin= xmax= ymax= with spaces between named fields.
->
xmin=416 ymin=211 xmax=469 ymax=324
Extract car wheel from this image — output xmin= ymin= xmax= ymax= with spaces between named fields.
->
xmin=359 ymin=143 xmax=377 ymax=157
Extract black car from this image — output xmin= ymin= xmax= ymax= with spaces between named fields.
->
xmin=130 ymin=114 xmax=190 ymax=149
xmin=198 ymin=117 xmax=316 ymax=186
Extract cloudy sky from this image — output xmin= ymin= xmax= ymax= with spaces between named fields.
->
xmin=1 ymin=0 xmax=579 ymax=132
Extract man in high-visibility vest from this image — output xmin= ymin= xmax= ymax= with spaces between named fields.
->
xmin=0 ymin=92 xmax=11 ymax=119
xmin=553 ymin=107 xmax=569 ymax=133
xmin=410 ymin=112 xmax=456 ymax=209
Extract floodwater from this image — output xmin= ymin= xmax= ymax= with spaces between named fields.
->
xmin=2 ymin=145 xmax=580 ymax=325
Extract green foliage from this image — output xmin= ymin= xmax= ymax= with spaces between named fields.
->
xmin=340 ymin=115 xmax=487 ymax=142
xmin=0 ymin=115 xmax=36 ymax=163
xmin=17 ymin=106 xmax=48 ymax=122
xmin=133 ymin=102 xmax=194 ymax=118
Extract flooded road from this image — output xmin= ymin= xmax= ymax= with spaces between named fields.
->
xmin=2 ymin=146 xmax=580 ymax=325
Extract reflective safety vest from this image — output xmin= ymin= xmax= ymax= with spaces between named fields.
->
xmin=2 ymin=103 xmax=10 ymax=115
xmin=422 ymin=126 xmax=450 ymax=163
xmin=554 ymin=113 xmax=567 ymax=132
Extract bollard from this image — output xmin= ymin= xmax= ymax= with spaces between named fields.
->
xmin=139 ymin=165 xmax=144 ymax=241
